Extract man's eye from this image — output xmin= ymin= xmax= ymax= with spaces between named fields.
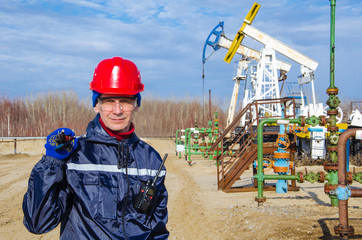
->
xmin=104 ymin=99 xmax=115 ymax=103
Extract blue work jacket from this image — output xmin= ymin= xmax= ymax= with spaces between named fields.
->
xmin=23 ymin=115 xmax=169 ymax=239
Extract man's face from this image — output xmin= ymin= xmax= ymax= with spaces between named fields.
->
xmin=94 ymin=94 xmax=138 ymax=132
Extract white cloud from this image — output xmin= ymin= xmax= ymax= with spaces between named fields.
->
xmin=61 ymin=0 xmax=103 ymax=9
xmin=0 ymin=0 xmax=361 ymax=102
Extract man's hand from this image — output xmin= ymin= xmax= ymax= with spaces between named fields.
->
xmin=44 ymin=128 xmax=79 ymax=160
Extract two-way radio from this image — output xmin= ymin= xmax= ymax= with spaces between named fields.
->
xmin=134 ymin=153 xmax=168 ymax=213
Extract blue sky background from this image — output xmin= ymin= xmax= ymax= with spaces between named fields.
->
xmin=0 ymin=0 xmax=361 ymax=106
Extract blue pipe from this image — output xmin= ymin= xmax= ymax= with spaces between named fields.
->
xmin=346 ymin=139 xmax=350 ymax=171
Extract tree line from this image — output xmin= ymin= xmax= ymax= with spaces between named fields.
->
xmin=0 ymin=91 xmax=227 ymax=137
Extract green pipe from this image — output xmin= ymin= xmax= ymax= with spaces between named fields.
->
xmin=188 ymin=146 xmax=204 ymax=150
xmin=325 ymin=0 xmax=339 ymax=207
xmin=187 ymin=129 xmax=193 ymax=161
xmin=256 ymin=118 xmax=301 ymax=203
xmin=189 ymin=151 xmax=204 ymax=155
xmin=330 ymin=195 xmax=338 ymax=207
xmin=188 ymin=146 xmax=209 ymax=151
xmin=254 ymin=174 xmax=300 ymax=181
xmin=325 ymin=170 xmax=339 ymax=206
xmin=175 ymin=130 xmax=183 ymax=149
xmin=260 ymin=175 xmax=300 ymax=181
xmin=184 ymin=128 xmax=191 ymax=157
xmin=185 ymin=127 xmax=196 ymax=158
xmin=175 ymin=130 xmax=179 ymax=145
xmin=185 ymin=127 xmax=213 ymax=162
xmin=181 ymin=113 xmax=219 ymax=162
xmin=329 ymin=0 xmax=336 ymax=89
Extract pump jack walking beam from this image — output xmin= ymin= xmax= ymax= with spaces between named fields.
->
xmin=224 ymin=2 xmax=318 ymax=72
xmin=224 ymin=2 xmax=260 ymax=63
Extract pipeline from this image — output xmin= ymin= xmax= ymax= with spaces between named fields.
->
xmin=273 ymin=109 xmax=294 ymax=193
xmin=175 ymin=112 xmax=220 ymax=165
xmin=324 ymin=0 xmax=341 ymax=207
xmin=254 ymin=118 xmax=302 ymax=204
xmin=253 ymin=116 xmax=362 ymax=205
xmin=332 ymin=128 xmax=362 ymax=239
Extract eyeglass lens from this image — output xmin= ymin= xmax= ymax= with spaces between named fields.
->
xmin=99 ymin=97 xmax=136 ymax=111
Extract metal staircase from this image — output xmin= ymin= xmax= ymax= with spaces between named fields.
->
xmin=209 ymin=98 xmax=297 ymax=192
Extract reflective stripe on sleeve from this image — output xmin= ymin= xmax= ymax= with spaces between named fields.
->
xmin=67 ymin=163 xmax=166 ymax=177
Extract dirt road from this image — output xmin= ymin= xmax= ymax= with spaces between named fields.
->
xmin=0 ymin=138 xmax=361 ymax=239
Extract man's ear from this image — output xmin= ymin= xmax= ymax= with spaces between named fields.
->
xmin=94 ymin=104 xmax=100 ymax=113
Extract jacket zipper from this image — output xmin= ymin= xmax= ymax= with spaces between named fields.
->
xmin=117 ymin=141 xmax=124 ymax=169
xmin=118 ymin=140 xmax=129 ymax=240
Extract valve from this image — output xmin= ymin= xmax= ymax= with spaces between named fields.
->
xmin=253 ymin=159 xmax=274 ymax=172
xmin=293 ymin=125 xmax=308 ymax=134
xmin=329 ymin=132 xmax=339 ymax=145
xmin=276 ymin=134 xmax=290 ymax=149
xmin=353 ymin=172 xmax=362 ymax=184
xmin=306 ymin=116 xmax=319 ymax=127
xmin=263 ymin=158 xmax=273 ymax=171
xmin=326 ymin=95 xmax=340 ymax=108
xmin=304 ymin=171 xmax=319 ymax=184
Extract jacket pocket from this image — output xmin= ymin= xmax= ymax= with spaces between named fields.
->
xmin=76 ymin=172 xmax=118 ymax=220
xmin=98 ymin=173 xmax=118 ymax=219
xmin=76 ymin=172 xmax=99 ymax=219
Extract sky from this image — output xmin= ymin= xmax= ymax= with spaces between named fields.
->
xmin=0 ymin=0 xmax=361 ymax=106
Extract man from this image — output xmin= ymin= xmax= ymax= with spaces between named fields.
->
xmin=22 ymin=57 xmax=169 ymax=239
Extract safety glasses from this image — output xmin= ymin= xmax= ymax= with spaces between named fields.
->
xmin=98 ymin=97 xmax=137 ymax=112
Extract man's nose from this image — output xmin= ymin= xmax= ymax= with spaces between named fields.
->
xmin=113 ymin=102 xmax=123 ymax=114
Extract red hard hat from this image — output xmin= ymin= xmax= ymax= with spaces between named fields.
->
xmin=90 ymin=57 xmax=144 ymax=95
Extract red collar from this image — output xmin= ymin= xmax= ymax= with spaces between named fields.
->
xmin=99 ymin=118 xmax=135 ymax=140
